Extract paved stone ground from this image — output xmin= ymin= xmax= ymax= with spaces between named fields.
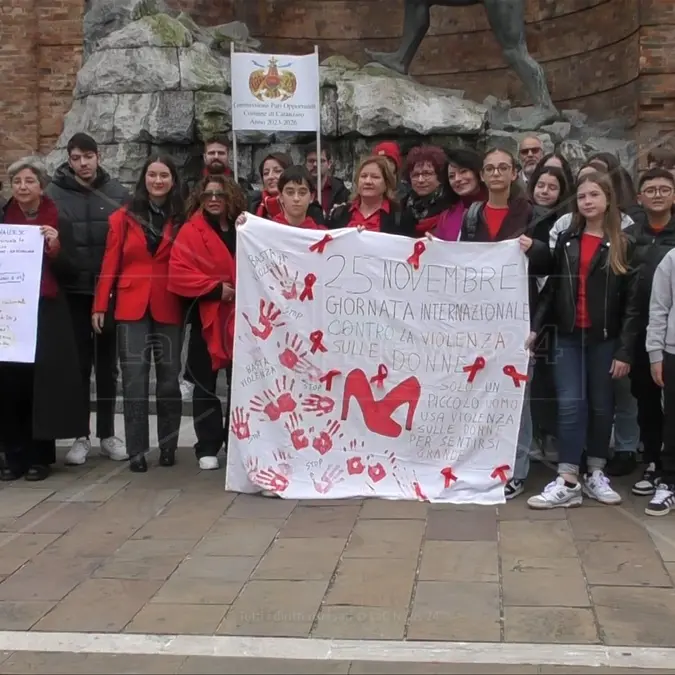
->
xmin=0 ymin=652 xmax=669 ymax=674
xmin=0 ymin=448 xmax=674 ymax=653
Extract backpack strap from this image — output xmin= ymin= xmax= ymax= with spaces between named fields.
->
xmin=462 ymin=201 xmax=483 ymax=241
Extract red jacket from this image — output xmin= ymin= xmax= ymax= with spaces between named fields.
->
xmin=168 ymin=211 xmax=236 ymax=369
xmin=93 ymin=207 xmax=183 ymax=325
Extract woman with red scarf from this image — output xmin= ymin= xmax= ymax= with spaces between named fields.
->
xmin=168 ymin=174 xmax=243 ymax=470
xmin=0 ymin=157 xmax=86 ymax=481
xmin=328 ymin=156 xmax=401 ymax=233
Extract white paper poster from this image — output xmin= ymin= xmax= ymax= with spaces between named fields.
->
xmin=225 ymin=216 xmax=530 ymax=504
xmin=0 ymin=225 xmax=44 ymax=363
xmin=230 ymin=52 xmax=320 ymax=132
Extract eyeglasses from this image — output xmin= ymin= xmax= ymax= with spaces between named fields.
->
xmin=410 ymin=170 xmax=436 ymax=180
xmin=202 ymin=190 xmax=225 ymax=200
xmin=642 ymin=186 xmax=674 ymax=197
xmin=520 ymin=148 xmax=541 ymax=156
xmin=482 ymin=164 xmax=513 ymax=175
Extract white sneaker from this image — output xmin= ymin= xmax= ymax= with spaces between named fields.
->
xmin=527 ymin=477 xmax=583 ymax=509
xmin=65 ymin=437 xmax=91 ymax=465
xmin=180 ymin=380 xmax=194 ymax=400
xmin=583 ymin=470 xmax=622 ymax=505
xmin=260 ymin=490 xmax=280 ymax=498
xmin=100 ymin=436 xmax=128 ymax=461
xmin=198 ymin=456 xmax=219 ymax=470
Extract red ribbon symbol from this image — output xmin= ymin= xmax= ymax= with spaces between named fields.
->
xmin=491 ymin=464 xmax=510 ymax=483
xmin=406 ymin=240 xmax=426 ymax=270
xmin=462 ymin=356 xmax=486 ymax=383
xmin=309 ymin=330 xmax=327 ymax=354
xmin=319 ymin=369 xmax=341 ymax=391
xmin=503 ymin=365 xmax=529 ymax=387
xmin=299 ymin=273 xmax=316 ymax=301
xmin=441 ymin=466 xmax=457 ymax=488
xmin=369 ymin=364 xmax=388 ymax=389
xmin=309 ymin=234 xmax=333 ymax=253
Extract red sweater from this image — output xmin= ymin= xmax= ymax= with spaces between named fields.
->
xmin=3 ymin=197 xmax=61 ymax=298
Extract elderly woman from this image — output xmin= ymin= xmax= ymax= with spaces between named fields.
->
xmin=0 ymin=157 xmax=85 ymax=481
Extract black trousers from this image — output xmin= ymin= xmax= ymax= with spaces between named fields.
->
xmin=118 ymin=315 xmax=183 ymax=458
xmin=631 ymin=340 xmax=664 ymax=466
xmin=67 ymin=294 xmax=118 ymax=439
xmin=186 ymin=317 xmax=232 ymax=459
xmin=0 ymin=363 xmax=55 ymax=469
xmin=661 ymin=353 xmax=675 ymax=482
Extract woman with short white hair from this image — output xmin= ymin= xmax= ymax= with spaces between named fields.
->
xmin=0 ymin=157 xmax=86 ymax=481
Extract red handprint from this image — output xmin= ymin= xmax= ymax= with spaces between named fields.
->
xmin=284 ymin=413 xmax=310 ymax=450
xmin=311 ymin=465 xmax=345 ymax=494
xmin=273 ymin=375 xmax=298 ymax=414
xmin=250 ymin=390 xmax=281 ymax=421
xmin=245 ymin=456 xmax=259 ymax=482
xmin=311 ymin=419 xmax=342 ymax=456
xmin=230 ymin=407 xmax=251 ymax=440
xmin=277 ymin=332 xmax=315 ymax=374
xmin=302 ymin=394 xmax=335 ymax=417
xmin=270 ymin=263 xmax=299 ymax=300
xmin=252 ymin=467 xmax=290 ymax=493
xmin=242 ymin=299 xmax=285 ymax=341
xmin=343 ymin=440 xmax=365 ymax=475
xmin=366 ymin=450 xmax=397 ymax=483
xmin=392 ymin=460 xmax=428 ymax=501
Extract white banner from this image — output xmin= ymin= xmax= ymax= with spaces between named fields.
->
xmin=0 ymin=225 xmax=44 ymax=363
xmin=230 ymin=52 xmax=320 ymax=132
xmin=225 ymin=215 xmax=530 ymax=504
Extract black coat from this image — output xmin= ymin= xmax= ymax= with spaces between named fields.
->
xmin=322 ymin=176 xmax=350 ymax=214
xmin=624 ymin=215 xmax=675 ymax=322
xmin=0 ymin=200 xmax=87 ymax=440
xmin=45 ymin=163 xmax=129 ymax=295
xmin=532 ymin=227 xmax=641 ymax=364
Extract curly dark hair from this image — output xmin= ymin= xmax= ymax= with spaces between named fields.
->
xmin=404 ymin=145 xmax=448 ymax=182
xmin=186 ymin=173 xmax=247 ymax=223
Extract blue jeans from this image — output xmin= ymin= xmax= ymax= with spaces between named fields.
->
xmin=613 ymin=375 xmax=640 ymax=454
xmin=554 ymin=334 xmax=616 ymax=473
xmin=513 ymin=360 xmax=534 ymax=481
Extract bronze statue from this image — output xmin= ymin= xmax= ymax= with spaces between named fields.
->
xmin=365 ymin=0 xmax=557 ymax=113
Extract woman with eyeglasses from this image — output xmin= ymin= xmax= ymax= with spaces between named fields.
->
xmin=168 ymin=174 xmax=245 ymax=471
xmin=93 ymin=155 xmax=185 ymax=473
xmin=398 ymin=145 xmax=451 ymax=237
xmin=460 ymin=147 xmax=551 ymax=500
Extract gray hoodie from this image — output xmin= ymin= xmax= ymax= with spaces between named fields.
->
xmin=647 ymin=249 xmax=675 ymax=364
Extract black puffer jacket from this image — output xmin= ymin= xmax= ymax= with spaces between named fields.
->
xmin=532 ymin=227 xmax=641 ymax=364
xmin=45 ymin=163 xmax=129 ymax=294
xmin=624 ymin=215 xmax=675 ymax=322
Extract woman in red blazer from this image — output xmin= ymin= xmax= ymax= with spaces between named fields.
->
xmin=168 ymin=173 xmax=243 ymax=471
xmin=93 ymin=155 xmax=185 ymax=473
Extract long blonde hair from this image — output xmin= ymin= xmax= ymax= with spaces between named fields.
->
xmin=351 ymin=155 xmax=398 ymax=204
xmin=571 ymin=171 xmax=628 ymax=275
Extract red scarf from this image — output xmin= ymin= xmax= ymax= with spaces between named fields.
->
xmin=3 ymin=197 xmax=61 ymax=298
xmin=256 ymin=191 xmax=283 ymax=220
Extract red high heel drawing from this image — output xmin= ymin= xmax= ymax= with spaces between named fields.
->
xmin=340 ymin=368 xmax=421 ymax=438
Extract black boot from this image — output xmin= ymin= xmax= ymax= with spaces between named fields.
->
xmin=129 ymin=455 xmax=148 ymax=473
xmin=159 ymin=448 xmax=175 ymax=467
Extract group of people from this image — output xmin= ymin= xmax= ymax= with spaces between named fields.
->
xmin=2 ymin=130 xmax=675 ymax=518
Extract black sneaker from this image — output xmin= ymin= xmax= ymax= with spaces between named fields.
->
xmin=645 ymin=484 xmax=675 ymax=517
xmin=632 ymin=463 xmax=661 ymax=496
xmin=505 ymin=479 xmax=525 ymax=500
xmin=606 ymin=452 xmax=637 ymax=477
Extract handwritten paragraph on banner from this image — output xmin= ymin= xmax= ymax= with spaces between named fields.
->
xmin=225 ymin=216 xmax=530 ymax=504
xmin=0 ymin=226 xmax=43 ymax=363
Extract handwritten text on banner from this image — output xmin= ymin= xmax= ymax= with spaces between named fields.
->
xmin=225 ymin=216 xmax=530 ymax=504
xmin=0 ymin=225 xmax=44 ymax=363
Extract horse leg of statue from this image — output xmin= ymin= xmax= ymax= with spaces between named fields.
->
xmin=483 ymin=0 xmax=558 ymax=114
xmin=364 ymin=0 xmax=432 ymax=74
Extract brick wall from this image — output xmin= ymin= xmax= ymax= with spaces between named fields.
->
xmin=638 ymin=0 xmax=675 ymax=161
